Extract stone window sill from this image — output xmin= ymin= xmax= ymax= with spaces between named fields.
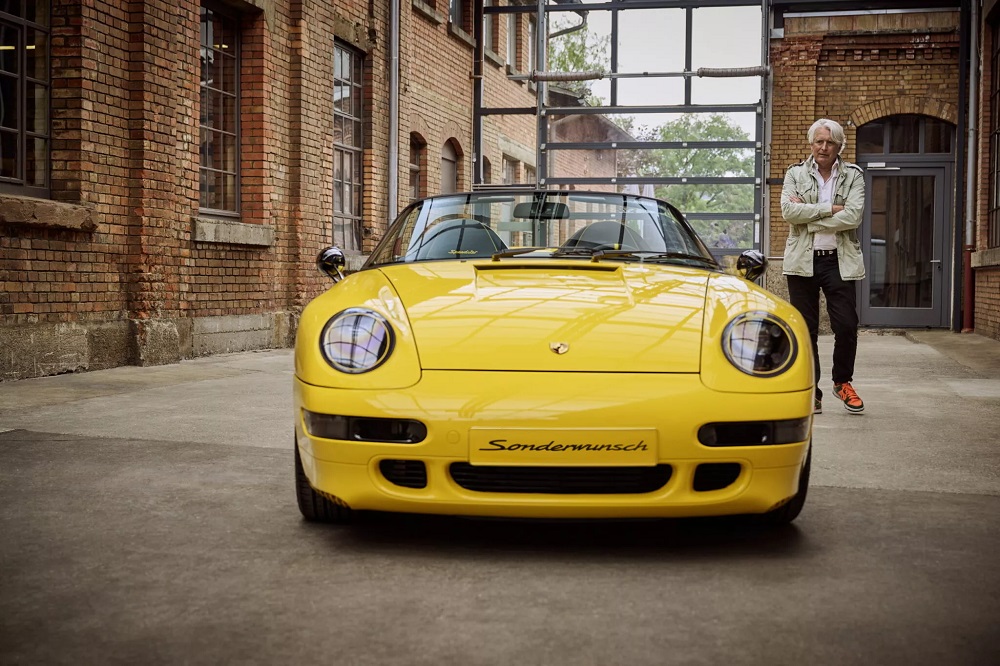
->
xmin=448 ymin=23 xmax=475 ymax=48
xmin=194 ymin=217 xmax=274 ymax=247
xmin=972 ymin=247 xmax=1000 ymax=269
xmin=486 ymin=49 xmax=503 ymax=68
xmin=413 ymin=0 xmax=444 ymax=25
xmin=0 ymin=195 xmax=98 ymax=232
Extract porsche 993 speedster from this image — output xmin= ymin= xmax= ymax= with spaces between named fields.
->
xmin=294 ymin=190 xmax=814 ymax=524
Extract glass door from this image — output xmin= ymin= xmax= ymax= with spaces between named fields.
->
xmin=859 ymin=167 xmax=950 ymax=327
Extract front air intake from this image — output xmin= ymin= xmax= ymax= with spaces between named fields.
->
xmin=449 ymin=464 xmax=672 ymax=494
xmin=379 ymin=460 xmax=428 ymax=489
xmin=692 ymin=463 xmax=742 ymax=491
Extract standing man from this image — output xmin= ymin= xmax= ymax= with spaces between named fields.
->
xmin=781 ymin=118 xmax=866 ymax=415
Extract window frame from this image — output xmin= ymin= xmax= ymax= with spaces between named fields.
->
xmin=0 ymin=3 xmax=51 ymax=198
xmin=506 ymin=11 xmax=519 ymax=72
xmin=483 ymin=0 xmax=497 ymax=55
xmin=502 ymin=155 xmax=518 ymax=184
xmin=199 ymin=2 xmax=241 ymax=217
xmin=441 ymin=139 xmax=459 ymax=194
xmin=334 ymin=40 xmax=364 ymax=252
xmin=991 ymin=21 xmax=1000 ymax=248
xmin=409 ymin=133 xmax=425 ymax=202
xmin=450 ymin=0 xmax=464 ymax=30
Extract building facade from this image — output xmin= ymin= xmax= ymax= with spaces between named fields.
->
xmin=0 ymin=0 xmax=552 ymax=379
xmin=1 ymin=0 xmax=998 ymax=381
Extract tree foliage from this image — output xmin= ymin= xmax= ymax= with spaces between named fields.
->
xmin=545 ymin=22 xmax=756 ymax=248
xmin=545 ymin=16 xmax=609 ymax=105
xmin=546 ymin=22 xmax=754 ymax=247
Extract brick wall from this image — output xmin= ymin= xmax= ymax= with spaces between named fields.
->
xmin=770 ymin=14 xmax=961 ymax=256
xmin=0 ymin=0 xmax=572 ymax=379
xmin=4 ymin=4 xmax=995 ymax=381
xmin=766 ymin=12 xmax=966 ymax=332
xmin=973 ymin=19 xmax=1000 ymax=340
xmin=0 ymin=0 xmax=354 ymax=378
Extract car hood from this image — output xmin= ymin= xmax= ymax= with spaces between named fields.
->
xmin=380 ymin=261 xmax=709 ymax=372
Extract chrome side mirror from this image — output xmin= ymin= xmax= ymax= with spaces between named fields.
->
xmin=736 ymin=249 xmax=767 ymax=282
xmin=317 ymin=247 xmax=346 ymax=283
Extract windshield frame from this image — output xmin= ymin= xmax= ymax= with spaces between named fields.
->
xmin=364 ymin=189 xmax=720 ymax=271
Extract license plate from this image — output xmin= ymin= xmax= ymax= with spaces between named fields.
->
xmin=469 ymin=428 xmax=658 ymax=466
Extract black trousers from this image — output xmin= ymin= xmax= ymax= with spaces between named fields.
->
xmin=786 ymin=253 xmax=859 ymax=401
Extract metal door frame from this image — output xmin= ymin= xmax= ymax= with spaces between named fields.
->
xmin=859 ymin=163 xmax=953 ymax=327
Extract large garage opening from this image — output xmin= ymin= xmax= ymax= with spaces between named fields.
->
xmin=473 ymin=0 xmax=769 ymax=262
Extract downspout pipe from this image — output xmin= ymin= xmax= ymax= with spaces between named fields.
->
xmin=388 ymin=0 xmax=400 ymax=219
xmin=963 ymin=0 xmax=979 ymax=333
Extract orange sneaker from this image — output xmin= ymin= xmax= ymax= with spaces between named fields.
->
xmin=833 ymin=382 xmax=864 ymax=414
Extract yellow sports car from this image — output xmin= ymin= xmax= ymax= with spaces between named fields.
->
xmin=294 ymin=190 xmax=813 ymax=525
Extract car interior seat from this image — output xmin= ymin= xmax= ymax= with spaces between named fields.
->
xmin=412 ymin=218 xmax=508 ymax=260
xmin=561 ymin=221 xmax=646 ymax=251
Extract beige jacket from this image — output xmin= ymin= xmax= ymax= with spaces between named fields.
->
xmin=780 ymin=156 xmax=866 ymax=280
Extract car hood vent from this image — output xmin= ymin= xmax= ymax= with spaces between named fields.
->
xmin=381 ymin=262 xmax=708 ymax=373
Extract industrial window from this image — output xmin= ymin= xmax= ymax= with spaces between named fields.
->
xmin=483 ymin=0 xmax=496 ymax=54
xmin=0 ymin=2 xmax=50 ymax=197
xmin=334 ymin=41 xmax=363 ymax=251
xmin=441 ymin=140 xmax=458 ymax=194
xmin=527 ymin=16 xmax=536 ymax=73
xmin=450 ymin=0 xmax=471 ymax=33
xmin=199 ymin=3 xmax=240 ymax=214
xmin=506 ymin=11 xmax=518 ymax=71
xmin=409 ymin=133 xmax=425 ymax=201
xmin=856 ymin=114 xmax=954 ymax=156
xmin=990 ymin=22 xmax=1000 ymax=248
xmin=482 ymin=156 xmax=492 ymax=184
xmin=502 ymin=155 xmax=518 ymax=184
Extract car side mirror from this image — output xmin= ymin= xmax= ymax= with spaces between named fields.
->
xmin=736 ymin=249 xmax=767 ymax=282
xmin=317 ymin=247 xmax=346 ymax=283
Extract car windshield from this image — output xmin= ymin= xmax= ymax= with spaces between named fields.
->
xmin=365 ymin=190 xmax=718 ymax=269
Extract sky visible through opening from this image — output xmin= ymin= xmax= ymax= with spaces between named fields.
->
xmin=552 ymin=4 xmax=764 ymax=137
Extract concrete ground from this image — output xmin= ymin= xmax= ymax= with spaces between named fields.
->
xmin=1 ymin=331 xmax=998 ymax=665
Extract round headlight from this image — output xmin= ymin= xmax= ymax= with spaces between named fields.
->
xmin=320 ymin=308 xmax=395 ymax=374
xmin=722 ymin=312 xmax=797 ymax=377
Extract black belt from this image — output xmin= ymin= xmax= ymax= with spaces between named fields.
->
xmin=814 ymin=249 xmax=837 ymax=256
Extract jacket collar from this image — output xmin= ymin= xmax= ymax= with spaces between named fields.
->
xmin=805 ymin=155 xmax=841 ymax=180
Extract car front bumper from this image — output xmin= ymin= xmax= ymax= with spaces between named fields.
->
xmin=294 ymin=371 xmax=812 ymax=519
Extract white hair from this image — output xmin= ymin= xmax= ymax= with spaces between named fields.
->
xmin=807 ymin=118 xmax=847 ymax=154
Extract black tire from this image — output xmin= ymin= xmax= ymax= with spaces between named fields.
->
xmin=294 ymin=440 xmax=353 ymax=523
xmin=760 ymin=443 xmax=811 ymax=525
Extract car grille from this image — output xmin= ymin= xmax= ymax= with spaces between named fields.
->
xmin=449 ymin=463 xmax=672 ymax=494
xmin=379 ymin=459 xmax=428 ymax=489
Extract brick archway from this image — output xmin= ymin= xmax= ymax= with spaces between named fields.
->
xmin=850 ymin=97 xmax=958 ymax=128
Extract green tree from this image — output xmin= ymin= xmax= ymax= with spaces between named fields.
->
xmin=645 ymin=114 xmax=753 ymax=210
xmin=545 ymin=17 xmax=609 ymax=105
xmin=621 ymin=115 xmax=755 ymax=248
xmin=545 ymin=21 xmax=756 ymax=248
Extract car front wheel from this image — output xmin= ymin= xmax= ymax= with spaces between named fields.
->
xmin=294 ymin=439 xmax=353 ymax=524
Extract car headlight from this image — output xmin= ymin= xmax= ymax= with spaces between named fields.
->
xmin=722 ymin=311 xmax=797 ymax=377
xmin=320 ymin=308 xmax=395 ymax=373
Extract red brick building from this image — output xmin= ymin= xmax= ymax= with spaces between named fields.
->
xmin=2 ymin=0 xmax=998 ymax=380
xmin=0 ymin=0 xmax=542 ymax=379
